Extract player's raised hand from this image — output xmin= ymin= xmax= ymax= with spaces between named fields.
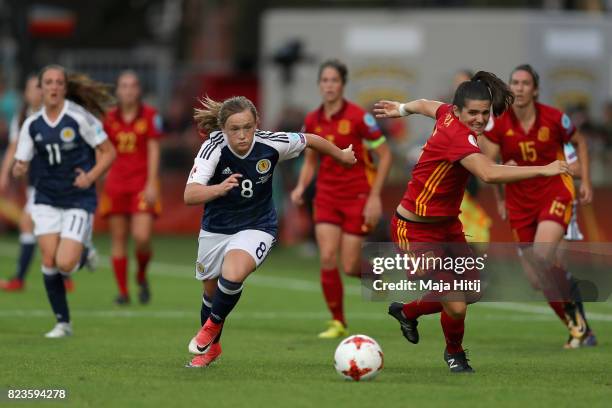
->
xmin=73 ymin=168 xmax=93 ymax=189
xmin=337 ymin=144 xmax=357 ymax=167
xmin=542 ymin=160 xmax=571 ymax=177
xmin=290 ymin=185 xmax=305 ymax=206
xmin=218 ymin=173 xmax=242 ymax=196
xmin=373 ymin=100 xmax=401 ymax=119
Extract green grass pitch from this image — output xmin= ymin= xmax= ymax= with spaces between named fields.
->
xmin=0 ymin=234 xmax=611 ymax=407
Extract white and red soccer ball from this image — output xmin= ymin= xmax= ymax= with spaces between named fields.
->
xmin=334 ymin=334 xmax=383 ymax=381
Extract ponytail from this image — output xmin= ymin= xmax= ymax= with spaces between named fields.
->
xmin=194 ymin=96 xmax=224 ymax=134
xmin=39 ymin=64 xmax=114 ymax=119
xmin=66 ymin=72 xmax=114 ymax=118
xmin=452 ymin=70 xmax=514 ymax=116
xmin=194 ymin=95 xmax=259 ymax=135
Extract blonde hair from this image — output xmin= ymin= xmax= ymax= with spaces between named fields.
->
xmin=39 ymin=64 xmax=115 ymax=119
xmin=194 ymin=96 xmax=258 ymax=135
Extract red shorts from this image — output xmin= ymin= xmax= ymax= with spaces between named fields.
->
xmin=99 ymin=189 xmax=162 ymax=218
xmin=313 ymin=193 xmax=368 ymax=236
xmin=390 ymin=213 xmax=479 ymax=297
xmin=509 ymin=196 xmax=573 ymax=243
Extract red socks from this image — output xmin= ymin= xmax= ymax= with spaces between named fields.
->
xmin=402 ymin=292 xmax=443 ymax=320
xmin=112 ymin=257 xmax=128 ymax=296
xmin=136 ymin=250 xmax=152 ymax=285
xmin=441 ymin=310 xmax=465 ymax=354
xmin=321 ymin=268 xmax=345 ymax=325
xmin=548 ymin=301 xmax=569 ymax=324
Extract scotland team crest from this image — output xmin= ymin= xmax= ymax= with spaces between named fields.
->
xmin=60 ymin=127 xmax=76 ymax=142
xmin=256 ymin=159 xmax=271 ymax=174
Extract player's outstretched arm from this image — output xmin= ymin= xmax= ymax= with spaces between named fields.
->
xmin=373 ymin=99 xmax=443 ymax=120
xmin=477 ymin=135 xmax=506 ymax=219
xmin=460 ymin=152 xmax=571 ymax=184
xmin=304 ymin=133 xmax=356 ymax=167
xmin=184 ymin=173 xmax=241 ymax=206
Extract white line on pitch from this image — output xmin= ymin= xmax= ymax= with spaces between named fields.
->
xmin=1 ymin=242 xmax=611 ymax=320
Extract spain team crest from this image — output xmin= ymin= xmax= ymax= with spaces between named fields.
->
xmin=256 ymin=159 xmax=271 ymax=174
xmin=537 ymin=127 xmax=550 ymax=142
xmin=337 ymin=119 xmax=351 ymax=135
xmin=60 ymin=127 xmax=76 ymax=142
xmin=135 ymin=118 xmax=148 ymax=134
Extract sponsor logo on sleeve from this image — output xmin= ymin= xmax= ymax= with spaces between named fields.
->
xmin=153 ymin=114 xmax=163 ymax=132
xmin=288 ymin=132 xmax=305 ymax=144
xmin=561 ymin=113 xmax=572 ymax=130
xmin=363 ymin=112 xmax=380 ymax=132
xmin=468 ymin=134 xmax=479 ymax=148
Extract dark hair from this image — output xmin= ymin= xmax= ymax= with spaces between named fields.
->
xmin=194 ymin=95 xmax=258 ymax=135
xmin=39 ymin=64 xmax=114 ymax=119
xmin=318 ymin=59 xmax=348 ymax=85
xmin=511 ymin=64 xmax=539 ymax=89
xmin=452 ymin=71 xmax=514 ymax=116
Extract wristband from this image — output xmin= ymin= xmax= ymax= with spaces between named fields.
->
xmin=398 ymin=103 xmax=408 ymax=117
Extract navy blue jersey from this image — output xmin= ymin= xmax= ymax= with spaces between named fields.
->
xmin=15 ymin=100 xmax=107 ymax=212
xmin=187 ymin=130 xmax=307 ymax=236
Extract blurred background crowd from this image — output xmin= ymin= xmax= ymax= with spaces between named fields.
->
xmin=1 ymin=0 xmax=612 ymax=241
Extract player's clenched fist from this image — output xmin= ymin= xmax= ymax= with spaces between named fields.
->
xmin=338 ymin=144 xmax=357 ymax=167
xmin=542 ymin=160 xmax=570 ymax=177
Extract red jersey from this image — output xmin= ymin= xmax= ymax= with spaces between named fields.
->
xmin=401 ymin=104 xmax=481 ymax=217
xmin=104 ymin=104 xmax=162 ymax=194
xmin=483 ymin=102 xmax=575 ymax=216
xmin=303 ymin=100 xmax=383 ymax=199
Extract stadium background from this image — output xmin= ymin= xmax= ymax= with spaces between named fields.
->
xmin=1 ymin=0 xmax=611 ymax=242
xmin=1 ymin=2 xmax=612 ymax=406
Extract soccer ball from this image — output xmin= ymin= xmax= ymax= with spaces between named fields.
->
xmin=334 ymin=334 xmax=383 ymax=381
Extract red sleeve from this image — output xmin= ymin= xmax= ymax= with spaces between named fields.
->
xmin=435 ymin=103 xmax=452 ymax=119
xmin=147 ymin=107 xmax=162 ymax=140
xmin=103 ymin=115 xmax=113 ymax=138
xmin=483 ymin=115 xmax=502 ymax=144
xmin=555 ymin=110 xmax=576 ymax=143
xmin=355 ymin=110 xmax=383 ymax=141
xmin=446 ymin=130 xmax=481 ymax=163
xmin=302 ymin=113 xmax=314 ymax=134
